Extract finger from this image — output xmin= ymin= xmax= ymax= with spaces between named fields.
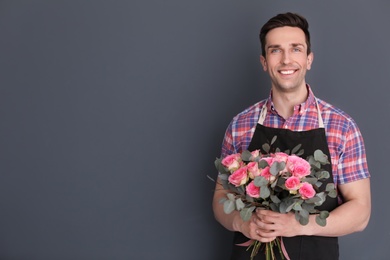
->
xmin=255 ymin=229 xmax=276 ymax=243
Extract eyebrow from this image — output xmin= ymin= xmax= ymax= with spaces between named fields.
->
xmin=267 ymin=43 xmax=305 ymax=50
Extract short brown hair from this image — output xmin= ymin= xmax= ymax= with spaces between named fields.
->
xmin=259 ymin=12 xmax=311 ymax=57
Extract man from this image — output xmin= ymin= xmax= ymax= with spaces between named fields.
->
xmin=212 ymin=12 xmax=371 ymax=259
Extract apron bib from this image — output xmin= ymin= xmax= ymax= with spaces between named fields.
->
xmin=230 ymin=101 xmax=339 ymax=260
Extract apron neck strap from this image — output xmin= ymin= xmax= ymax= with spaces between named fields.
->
xmin=258 ymin=99 xmax=324 ymax=128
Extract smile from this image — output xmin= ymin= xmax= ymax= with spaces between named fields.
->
xmin=279 ymin=70 xmax=297 ymax=75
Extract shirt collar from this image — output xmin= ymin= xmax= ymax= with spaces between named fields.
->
xmin=266 ymin=84 xmax=316 ymax=114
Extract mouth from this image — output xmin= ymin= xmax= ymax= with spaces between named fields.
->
xmin=278 ymin=69 xmax=298 ymax=75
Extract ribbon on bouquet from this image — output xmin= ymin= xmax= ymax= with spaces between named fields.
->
xmin=236 ymin=238 xmax=291 ymax=260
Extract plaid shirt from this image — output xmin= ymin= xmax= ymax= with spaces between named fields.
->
xmin=221 ymin=86 xmax=370 ymax=185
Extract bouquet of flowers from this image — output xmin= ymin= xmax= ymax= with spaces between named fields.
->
xmin=214 ymin=136 xmax=337 ymax=260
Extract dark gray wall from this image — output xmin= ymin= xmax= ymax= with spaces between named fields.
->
xmin=0 ymin=1 xmax=388 ymax=259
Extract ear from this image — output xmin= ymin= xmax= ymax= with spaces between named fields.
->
xmin=260 ymin=55 xmax=267 ymax=71
xmin=306 ymin=52 xmax=314 ymax=70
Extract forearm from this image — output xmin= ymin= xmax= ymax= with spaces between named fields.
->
xmin=212 ymin=186 xmax=243 ymax=232
xmin=301 ymin=179 xmax=371 ymax=237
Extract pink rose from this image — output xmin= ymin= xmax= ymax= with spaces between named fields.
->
xmin=285 ymin=176 xmax=301 ymax=191
xmin=299 ymin=182 xmax=316 ymax=199
xmin=247 ymin=161 xmax=260 ymax=179
xmin=228 ymin=167 xmax=248 ymax=187
xmin=251 ymin=150 xmax=260 ymax=158
xmin=272 ymin=152 xmax=289 ymax=163
xmin=287 ymin=155 xmax=311 ymax=178
xmin=221 ymin=153 xmax=241 ymax=171
xmin=271 ymin=152 xmax=288 ymax=173
xmin=246 ymin=181 xmax=260 ymax=198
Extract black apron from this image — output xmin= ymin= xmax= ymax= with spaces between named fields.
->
xmin=230 ymin=101 xmax=339 ymax=260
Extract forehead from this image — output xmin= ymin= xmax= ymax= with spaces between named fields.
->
xmin=265 ymin=26 xmax=307 ymax=48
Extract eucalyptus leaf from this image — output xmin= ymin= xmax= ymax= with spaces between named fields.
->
xmin=235 ymin=198 xmax=245 ymax=211
xmin=226 ymin=193 xmax=236 ymax=201
xmin=258 ymin=159 xmax=270 ymax=169
xmin=291 ymin=144 xmax=302 ymax=155
xmin=270 ymin=203 xmax=279 ymax=212
xmin=240 ymin=206 xmax=256 ymax=221
xmin=326 ymin=183 xmax=336 ymax=192
xmin=284 ymin=149 xmax=290 ymax=154
xmin=314 ymin=150 xmax=329 ymax=164
xmin=254 ymin=176 xmax=268 ymax=187
xmin=218 ymin=173 xmax=229 ymax=181
xmin=295 ymin=211 xmax=301 ymax=222
xmin=316 ymin=171 xmax=330 ymax=180
xmin=254 ymin=156 xmax=261 ymax=163
xmin=302 ymin=177 xmax=317 ymax=184
xmin=245 ymin=194 xmax=254 ymax=202
xmin=227 ymin=183 xmax=240 ymax=194
xmin=280 ymin=199 xmax=295 ymax=213
xmin=319 ymin=211 xmax=330 ymax=219
xmin=293 ymin=203 xmax=303 ymax=211
xmin=262 ymin=201 xmax=270 ymax=207
xmin=304 ymin=196 xmax=321 ymax=204
xmin=299 ymin=209 xmax=309 ymax=219
xmin=328 ymin=190 xmax=338 ymax=198
xmin=237 ymin=186 xmax=246 ymax=195
xmin=241 ymin=150 xmax=253 ymax=162
xmin=314 ymin=192 xmax=326 ymax=206
xmin=220 ymin=179 xmax=229 ymax=190
xmin=270 ymin=161 xmax=285 ymax=176
xmin=215 ymin=159 xmax=230 ymax=174
xmin=296 ymin=149 xmax=304 ymax=156
xmin=223 ymin=200 xmax=235 ymax=214
xmin=315 ymin=181 xmax=323 ymax=188
xmin=301 ymin=202 xmax=316 ymax=213
xmin=271 ymin=136 xmax=277 ymax=145
xmin=260 ymin=186 xmax=271 ymax=199
xmin=299 ymin=216 xmax=309 ymax=225
xmin=262 ymin=143 xmax=270 ymax=154
xmin=285 ymin=200 xmax=296 ymax=212
xmin=270 ymin=195 xmax=281 ymax=204
xmin=315 ymin=215 xmax=327 ymax=227
xmin=308 ymin=156 xmax=321 ymax=169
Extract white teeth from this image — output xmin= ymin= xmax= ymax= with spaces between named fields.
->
xmin=280 ymin=70 xmax=295 ymax=75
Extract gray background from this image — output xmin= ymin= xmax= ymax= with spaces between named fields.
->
xmin=0 ymin=0 xmax=388 ymax=259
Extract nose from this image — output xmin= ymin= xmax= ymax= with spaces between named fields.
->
xmin=281 ymin=52 xmax=291 ymax=64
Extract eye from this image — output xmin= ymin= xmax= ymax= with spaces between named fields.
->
xmin=270 ymin=49 xmax=281 ymax=53
xmin=292 ymin=48 xmax=302 ymax=52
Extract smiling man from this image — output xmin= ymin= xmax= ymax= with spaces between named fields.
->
xmin=213 ymin=13 xmax=371 ymax=260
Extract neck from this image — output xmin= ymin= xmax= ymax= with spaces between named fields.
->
xmin=271 ymin=85 xmax=308 ymax=119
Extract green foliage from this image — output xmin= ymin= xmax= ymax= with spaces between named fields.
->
xmin=213 ymin=135 xmax=337 ymax=236
xmin=291 ymin=144 xmax=302 ymax=155
xmin=260 ymin=186 xmax=271 ymax=199
xmin=235 ymin=198 xmax=245 ymax=211
xmin=315 ymin=211 xmax=330 ymax=227
xmin=314 ymin=149 xmax=330 ymax=164
xmin=240 ymin=206 xmax=256 ymax=221
xmin=258 ymin=159 xmax=270 ymax=169
xmin=270 ymin=161 xmax=285 ymax=176
xmin=262 ymin=143 xmax=270 ymax=154
xmin=223 ymin=200 xmax=235 ymax=214
xmin=254 ymin=176 xmax=268 ymax=187
xmin=241 ymin=150 xmax=253 ymax=162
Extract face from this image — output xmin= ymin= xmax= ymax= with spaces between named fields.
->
xmin=260 ymin=26 xmax=313 ymax=94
